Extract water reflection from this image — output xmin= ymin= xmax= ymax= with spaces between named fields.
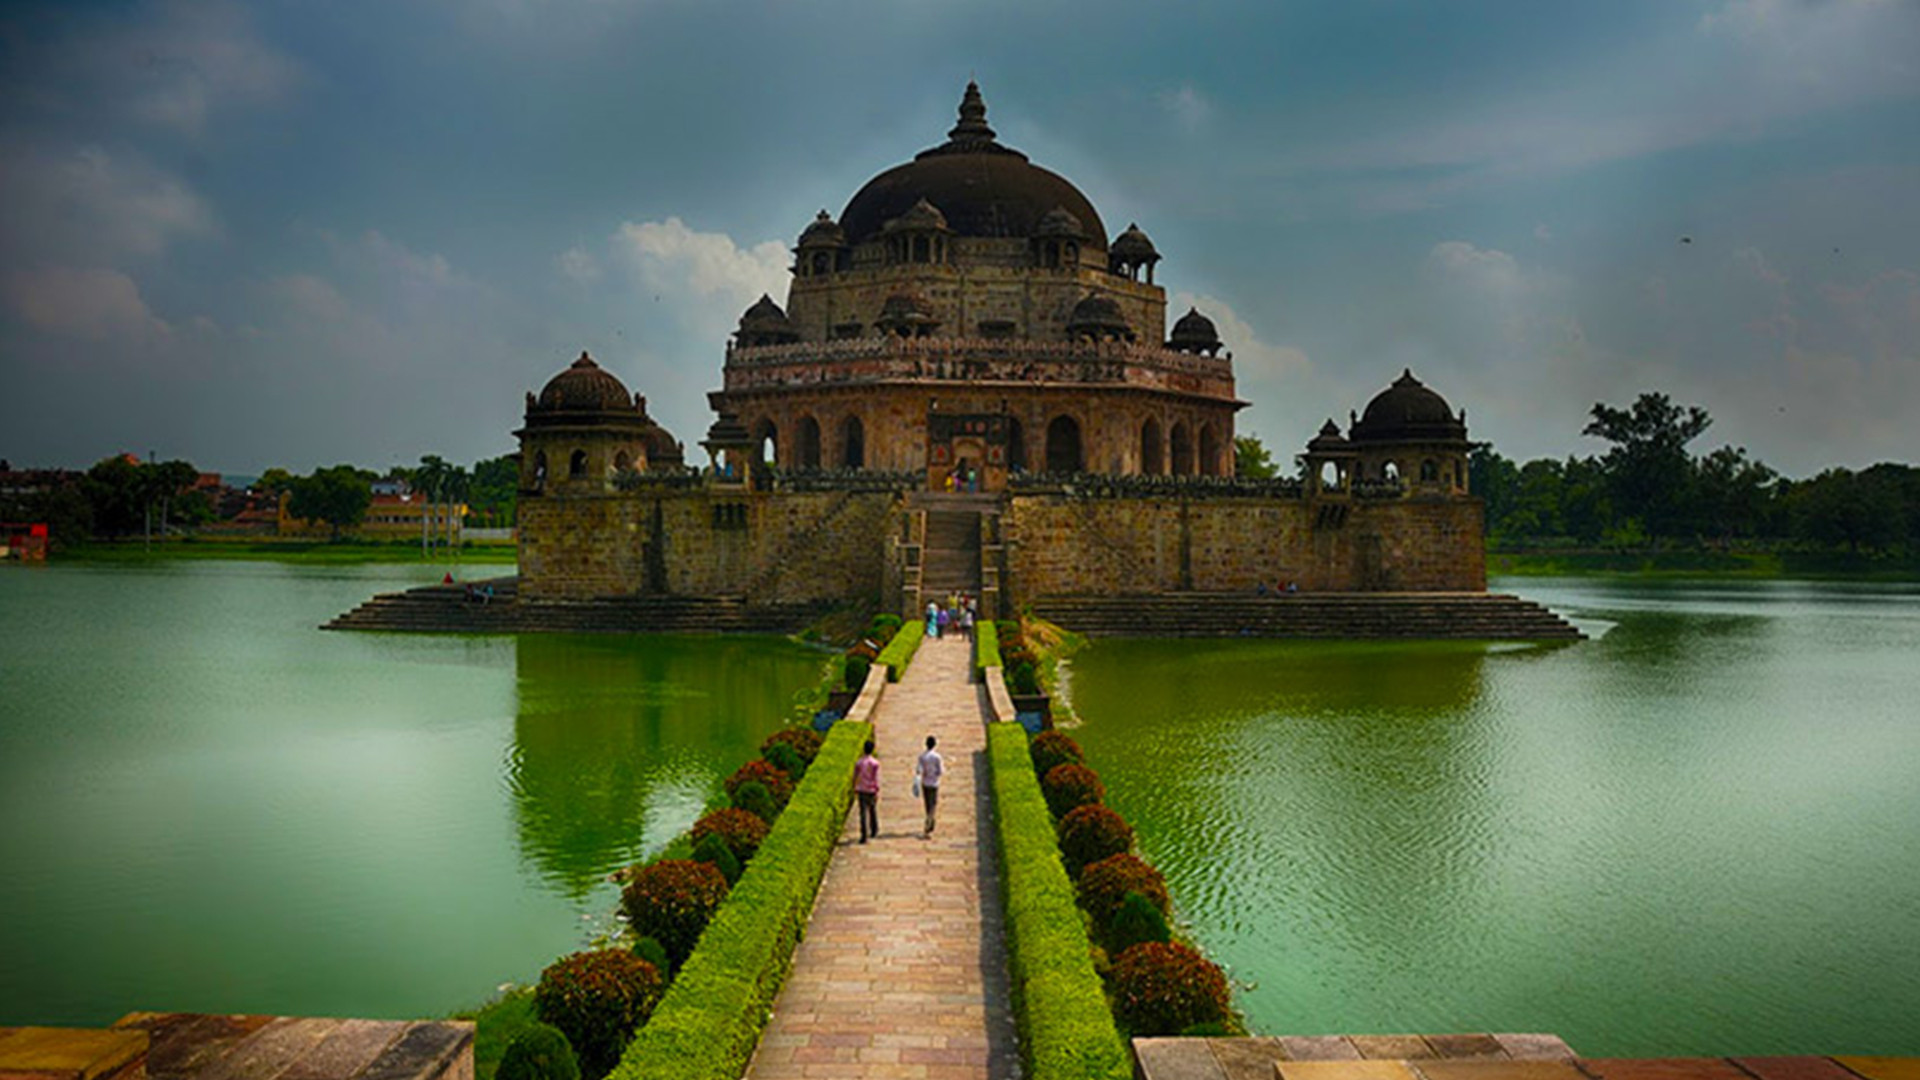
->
xmin=507 ymin=634 xmax=825 ymax=899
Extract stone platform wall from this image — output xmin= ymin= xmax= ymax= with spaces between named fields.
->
xmin=518 ymin=488 xmax=902 ymax=605
xmin=1001 ymin=494 xmax=1485 ymax=601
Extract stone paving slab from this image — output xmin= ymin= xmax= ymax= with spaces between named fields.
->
xmin=1278 ymin=1060 xmax=1422 ymax=1080
xmin=1837 ymin=1059 xmax=1920 ymax=1080
xmin=1734 ymin=1058 xmax=1867 ymax=1080
xmin=1417 ymin=1061 xmax=1589 ymax=1080
xmin=1578 ymin=1059 xmax=1752 ymax=1080
xmin=108 ymin=1015 xmax=468 ymax=1080
xmin=0 ymin=1027 xmax=147 ymax=1080
xmin=744 ymin=634 xmax=1018 ymax=1080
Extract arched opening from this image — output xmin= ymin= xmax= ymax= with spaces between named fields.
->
xmin=1045 ymin=415 xmax=1082 ymax=474
xmin=1383 ymin=461 xmax=1401 ymax=482
xmin=1320 ymin=461 xmax=1340 ymax=490
xmin=532 ymin=450 xmax=547 ymax=491
xmin=812 ymin=252 xmax=829 ymax=276
xmin=841 ymin=416 xmax=865 ymax=469
xmin=1199 ymin=424 xmax=1221 ymax=477
xmin=752 ymin=419 xmax=778 ymax=464
xmin=568 ymin=449 xmax=588 ymax=478
xmin=1141 ymin=418 xmax=1164 ymax=475
xmin=1008 ymin=418 xmax=1027 ymax=472
xmin=1170 ymin=422 xmax=1194 ymax=476
xmin=1421 ymin=459 xmax=1438 ymax=483
xmin=613 ymin=450 xmax=633 ymax=473
xmin=912 ymin=236 xmax=929 ymax=263
xmin=798 ymin=416 xmax=822 ymax=469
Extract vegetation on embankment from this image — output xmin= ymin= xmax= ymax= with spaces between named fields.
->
xmin=58 ymin=538 xmax=518 ymax=566
xmin=1490 ymin=548 xmax=1920 ymax=580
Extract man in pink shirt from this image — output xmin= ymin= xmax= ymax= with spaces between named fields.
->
xmin=853 ymin=739 xmax=881 ymax=843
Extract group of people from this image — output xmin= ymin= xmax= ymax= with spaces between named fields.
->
xmin=851 ymin=734 xmax=944 ymax=843
xmin=1254 ymin=579 xmax=1300 ymax=596
xmin=925 ymin=593 xmax=977 ymax=639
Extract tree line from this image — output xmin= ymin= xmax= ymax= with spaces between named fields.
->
xmin=1472 ymin=392 xmax=1920 ymax=557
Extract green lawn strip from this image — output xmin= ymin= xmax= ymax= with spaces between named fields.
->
xmin=874 ymin=620 xmax=925 ymax=681
xmin=974 ymin=621 xmax=1001 ymax=682
xmin=986 ymin=723 xmax=1133 ymax=1080
xmin=452 ymin=985 xmax=537 ymax=1080
xmin=611 ymin=717 xmax=871 ymax=1080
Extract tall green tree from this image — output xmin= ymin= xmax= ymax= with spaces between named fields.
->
xmin=287 ymin=465 xmax=373 ymax=539
xmin=468 ymin=453 xmax=520 ymax=527
xmin=1583 ymin=392 xmax=1712 ymax=540
xmin=1234 ymin=435 xmax=1278 ymax=479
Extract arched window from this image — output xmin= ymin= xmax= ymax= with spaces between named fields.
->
xmin=1141 ymin=418 xmax=1164 ymax=475
xmin=1320 ymin=461 xmax=1340 ymax=490
xmin=1199 ymin=424 xmax=1220 ymax=477
xmin=1007 ymin=418 xmax=1027 ymax=472
xmin=752 ymin=419 xmax=778 ymax=464
xmin=1170 ymin=422 xmax=1194 ymax=476
xmin=613 ymin=450 xmax=633 ymax=473
xmin=798 ymin=416 xmax=822 ymax=469
xmin=568 ymin=449 xmax=587 ymax=478
xmin=1383 ymin=461 xmax=1400 ymax=482
xmin=1045 ymin=415 xmax=1083 ymax=474
xmin=841 ymin=416 xmax=865 ymax=469
xmin=812 ymin=252 xmax=829 ymax=276
xmin=532 ymin=451 xmax=547 ymax=491
xmin=1421 ymin=459 xmax=1438 ymax=482
xmin=912 ymin=236 xmax=929 ymax=263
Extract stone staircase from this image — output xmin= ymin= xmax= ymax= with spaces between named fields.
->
xmin=323 ymin=577 xmax=825 ymax=634
xmin=1030 ymin=592 xmax=1585 ymax=641
xmin=919 ymin=506 xmax=983 ymax=605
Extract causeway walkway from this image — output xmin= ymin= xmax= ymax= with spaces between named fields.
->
xmin=745 ymin=633 xmax=1019 ymax=1080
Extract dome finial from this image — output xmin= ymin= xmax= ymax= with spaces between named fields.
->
xmin=949 ymin=80 xmax=995 ymax=143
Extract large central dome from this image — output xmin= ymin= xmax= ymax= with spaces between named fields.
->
xmin=839 ymin=82 xmax=1107 ymax=250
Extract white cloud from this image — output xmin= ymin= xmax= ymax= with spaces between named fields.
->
xmin=613 ymin=217 xmax=790 ymax=306
xmin=1533 ymin=224 xmax=1554 ymax=243
xmin=1426 ymin=241 xmax=1530 ymax=296
xmin=556 ymin=246 xmax=602 ymax=285
xmin=2 ymin=267 xmax=172 ymax=344
xmin=1158 ymin=84 xmax=1213 ymax=131
xmin=63 ymin=0 xmax=303 ymax=136
xmin=0 ymin=145 xmax=214 ymax=264
xmin=1173 ymin=291 xmax=1311 ymax=381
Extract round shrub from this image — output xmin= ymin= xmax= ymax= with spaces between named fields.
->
xmin=1107 ymin=889 xmax=1172 ymax=954
xmin=724 ymin=759 xmax=794 ymax=811
xmin=496 ymin=1023 xmax=580 ymax=1080
xmin=1056 ymin=803 xmax=1132 ymax=878
xmin=764 ymin=740 xmax=808 ymax=780
xmin=619 ymin=859 xmax=730 ymax=967
xmin=1028 ymin=731 xmax=1085 ymax=779
xmin=1040 ymin=762 xmax=1104 ymax=819
xmin=690 ymin=831 xmax=742 ymax=886
xmin=843 ymin=655 xmax=873 ymax=689
xmin=631 ymin=935 xmax=669 ymax=974
xmin=533 ymin=950 xmax=664 ymax=1078
xmin=729 ymin=779 xmax=778 ymax=824
xmin=691 ymin=807 xmax=769 ymax=864
xmin=1108 ymin=941 xmax=1231 ymax=1036
xmin=868 ymin=613 xmax=903 ymax=640
xmin=760 ymin=726 xmax=823 ymax=765
xmin=1077 ymin=853 xmax=1169 ymax=932
xmin=1008 ymin=660 xmax=1041 ymax=696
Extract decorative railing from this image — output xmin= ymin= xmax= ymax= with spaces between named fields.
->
xmin=1008 ymin=472 xmax=1307 ymax=499
xmin=764 ymin=467 xmax=922 ymax=494
xmin=721 ymin=336 xmax=1236 ymax=396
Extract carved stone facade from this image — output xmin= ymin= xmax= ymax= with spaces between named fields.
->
xmin=512 ymin=83 xmax=1487 ymax=607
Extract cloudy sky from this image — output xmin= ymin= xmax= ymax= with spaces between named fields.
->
xmin=3 ymin=0 xmax=1917 ymax=479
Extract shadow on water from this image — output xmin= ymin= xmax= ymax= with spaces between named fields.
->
xmin=507 ymin=633 xmax=825 ymax=900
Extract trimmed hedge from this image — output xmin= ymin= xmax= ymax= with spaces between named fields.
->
xmin=611 ymin=718 xmax=873 ymax=1080
xmin=974 ymin=620 xmax=1001 ymax=681
xmin=985 ymin=723 xmax=1132 ymax=1080
xmin=874 ymin=620 xmax=926 ymax=681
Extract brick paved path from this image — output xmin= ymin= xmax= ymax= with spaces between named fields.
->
xmin=745 ymin=633 xmax=1020 ymax=1080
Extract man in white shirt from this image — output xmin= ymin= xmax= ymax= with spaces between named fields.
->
xmin=917 ymin=734 xmax=945 ymax=836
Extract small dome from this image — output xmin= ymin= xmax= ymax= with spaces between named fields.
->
xmin=876 ymin=290 xmax=939 ymax=333
xmin=1169 ymin=307 xmax=1221 ymax=353
xmin=643 ymin=426 xmax=685 ymax=466
xmin=1036 ymin=205 xmax=1086 ymax=239
xmin=1110 ymin=223 xmax=1159 ymax=261
xmin=736 ymin=294 xmax=799 ymax=346
xmin=1307 ymin=418 xmax=1350 ymax=451
xmin=797 ymin=210 xmax=847 ymax=248
xmin=884 ymin=197 xmax=950 ymax=233
xmin=533 ymin=352 xmax=636 ymax=413
xmin=703 ymin=411 xmax=752 ymax=447
xmin=1067 ymin=294 xmax=1131 ymax=336
xmin=1350 ymin=370 xmax=1467 ymax=442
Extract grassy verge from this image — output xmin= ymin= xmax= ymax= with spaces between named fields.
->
xmin=974 ymin=620 xmax=1001 ymax=681
xmin=874 ymin=620 xmax=926 ymax=681
xmin=986 ymin=723 xmax=1132 ymax=1080
xmin=60 ymin=538 xmax=518 ymax=566
xmin=1490 ymin=549 xmax=1920 ymax=580
xmin=452 ymin=987 xmax=537 ymax=1080
xmin=612 ymin=717 xmax=872 ymax=1080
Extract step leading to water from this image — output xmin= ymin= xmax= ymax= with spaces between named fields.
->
xmin=323 ymin=577 xmax=827 ymax=634
xmin=1030 ymin=592 xmax=1584 ymax=641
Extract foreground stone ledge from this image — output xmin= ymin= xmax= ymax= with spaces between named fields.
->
xmin=86 ymin=1014 xmax=473 ymax=1080
xmin=0 ymin=1026 xmax=148 ymax=1080
xmin=1132 ymin=1038 xmax=1918 ymax=1080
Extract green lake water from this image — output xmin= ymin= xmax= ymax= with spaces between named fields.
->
xmin=1066 ymin=577 xmax=1920 ymax=1055
xmin=0 ymin=561 xmax=826 ymax=1025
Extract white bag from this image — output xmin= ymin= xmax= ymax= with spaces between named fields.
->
xmin=911 ymin=775 xmax=923 ymax=799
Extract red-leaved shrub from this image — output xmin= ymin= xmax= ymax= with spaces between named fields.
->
xmin=724 ymin=759 xmax=794 ymax=811
xmin=534 ymin=948 xmax=664 ymax=1078
xmin=619 ymin=859 xmax=729 ymax=967
xmin=1056 ymin=803 xmax=1133 ymax=878
xmin=760 ymin=726 xmax=824 ymax=765
xmin=690 ymin=807 xmax=770 ymax=864
xmin=1076 ymin=852 xmax=1169 ymax=931
xmin=1108 ymin=941 xmax=1232 ymax=1036
xmin=1040 ymin=762 xmax=1104 ymax=819
xmin=1029 ymin=730 xmax=1084 ymax=777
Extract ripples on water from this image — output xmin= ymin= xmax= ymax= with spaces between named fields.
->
xmin=1066 ymin=579 xmax=1920 ymax=1055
